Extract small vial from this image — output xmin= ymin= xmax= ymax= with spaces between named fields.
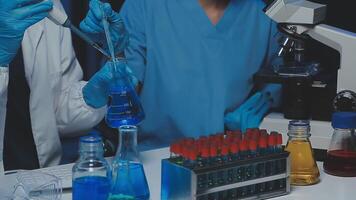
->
xmin=276 ymin=133 xmax=283 ymax=152
xmin=239 ymin=139 xmax=249 ymax=159
xmin=239 ymin=140 xmax=248 ymax=181
xmin=185 ymin=149 xmax=197 ymax=169
xmin=208 ymin=146 xmax=218 ymax=187
xmin=197 ymin=147 xmax=210 ymax=190
xmin=229 ymin=142 xmax=240 ymax=183
xmin=221 ymin=145 xmax=230 ymax=163
xmin=267 ymin=134 xmax=277 ymax=176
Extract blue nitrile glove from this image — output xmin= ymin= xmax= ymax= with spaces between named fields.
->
xmin=0 ymin=0 xmax=53 ymax=65
xmin=80 ymin=0 xmax=129 ymax=55
xmin=224 ymin=84 xmax=281 ymax=132
xmin=83 ymin=60 xmax=138 ymax=109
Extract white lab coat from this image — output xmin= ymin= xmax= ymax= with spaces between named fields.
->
xmin=0 ymin=0 xmax=106 ymax=170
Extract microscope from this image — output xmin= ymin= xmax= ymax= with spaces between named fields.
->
xmin=256 ymin=0 xmax=356 ymax=148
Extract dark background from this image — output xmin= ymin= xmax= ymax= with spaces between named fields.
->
xmin=61 ymin=0 xmax=356 ymax=81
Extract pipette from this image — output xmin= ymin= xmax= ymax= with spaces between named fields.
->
xmin=46 ymin=6 xmax=111 ymax=59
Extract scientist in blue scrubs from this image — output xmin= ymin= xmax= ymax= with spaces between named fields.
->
xmin=82 ymin=0 xmax=281 ymax=150
xmin=0 ymin=0 xmax=128 ymax=170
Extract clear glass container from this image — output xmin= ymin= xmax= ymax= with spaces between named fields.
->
xmin=324 ymin=112 xmax=356 ymax=177
xmin=110 ymin=125 xmax=150 ymax=200
xmin=72 ymin=135 xmax=111 ymax=200
xmin=285 ymin=120 xmax=320 ymax=185
xmin=105 ymin=59 xmax=145 ymax=128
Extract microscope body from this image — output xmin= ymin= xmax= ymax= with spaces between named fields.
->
xmin=256 ymin=0 xmax=356 ymax=121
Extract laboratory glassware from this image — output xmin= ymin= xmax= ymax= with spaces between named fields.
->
xmin=12 ymin=171 xmax=62 ymax=200
xmin=72 ymin=135 xmax=111 ymax=200
xmin=324 ymin=112 xmax=356 ymax=176
xmin=97 ymin=1 xmax=145 ymax=128
xmin=285 ymin=120 xmax=320 ymax=185
xmin=110 ymin=125 xmax=150 ymax=200
xmin=105 ymin=59 xmax=145 ymax=128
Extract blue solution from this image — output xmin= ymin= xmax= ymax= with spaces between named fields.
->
xmin=72 ymin=176 xmax=111 ymax=200
xmin=106 ymin=85 xmax=145 ymax=128
xmin=111 ymin=163 xmax=150 ymax=200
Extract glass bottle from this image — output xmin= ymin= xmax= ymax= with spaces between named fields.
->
xmin=324 ymin=112 xmax=356 ymax=176
xmin=285 ymin=120 xmax=320 ymax=185
xmin=72 ymin=135 xmax=111 ymax=200
xmin=106 ymin=59 xmax=145 ymax=128
xmin=110 ymin=125 xmax=150 ymax=200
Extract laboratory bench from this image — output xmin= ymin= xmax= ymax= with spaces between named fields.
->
xmin=66 ymin=147 xmax=356 ymax=200
xmin=1 ymin=147 xmax=354 ymax=200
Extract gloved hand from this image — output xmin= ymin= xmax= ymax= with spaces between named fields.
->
xmin=83 ymin=60 xmax=138 ymax=109
xmin=80 ymin=0 xmax=129 ymax=55
xmin=0 ymin=0 xmax=53 ymax=65
xmin=224 ymin=92 xmax=273 ymax=133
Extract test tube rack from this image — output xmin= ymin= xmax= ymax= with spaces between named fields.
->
xmin=161 ymin=151 xmax=290 ymax=200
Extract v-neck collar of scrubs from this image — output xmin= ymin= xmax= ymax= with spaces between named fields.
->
xmin=177 ymin=0 xmax=239 ymax=37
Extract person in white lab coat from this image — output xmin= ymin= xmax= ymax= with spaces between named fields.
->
xmin=0 ymin=0 xmax=127 ymax=171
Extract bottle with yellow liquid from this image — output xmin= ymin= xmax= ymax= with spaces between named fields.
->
xmin=285 ymin=120 xmax=320 ymax=185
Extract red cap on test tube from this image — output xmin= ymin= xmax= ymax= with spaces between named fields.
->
xmin=258 ymin=136 xmax=268 ymax=149
xmin=249 ymin=140 xmax=257 ymax=151
xmin=239 ymin=139 xmax=248 ymax=152
xmin=189 ymin=149 xmax=198 ymax=161
xmin=230 ymin=143 xmax=239 ymax=154
xmin=221 ymin=145 xmax=229 ymax=156
xmin=210 ymin=145 xmax=218 ymax=157
xmin=201 ymin=146 xmax=210 ymax=159
xmin=277 ymin=134 xmax=283 ymax=145
xmin=267 ymin=134 xmax=276 ymax=147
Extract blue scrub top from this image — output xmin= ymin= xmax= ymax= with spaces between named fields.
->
xmin=120 ymin=0 xmax=278 ymax=150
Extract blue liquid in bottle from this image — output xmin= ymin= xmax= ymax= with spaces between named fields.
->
xmin=73 ymin=176 xmax=111 ymax=200
xmin=72 ymin=135 xmax=111 ymax=200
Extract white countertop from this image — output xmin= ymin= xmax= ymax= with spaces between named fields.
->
xmin=1 ymin=147 xmax=356 ymax=200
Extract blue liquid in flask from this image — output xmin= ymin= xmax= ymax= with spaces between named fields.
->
xmin=73 ymin=176 xmax=111 ymax=200
xmin=106 ymin=84 xmax=145 ymax=128
xmin=111 ymin=163 xmax=150 ymax=200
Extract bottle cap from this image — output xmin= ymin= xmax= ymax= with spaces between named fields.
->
xmin=288 ymin=120 xmax=311 ymax=137
xmin=332 ymin=112 xmax=356 ymax=129
xmin=79 ymin=135 xmax=103 ymax=153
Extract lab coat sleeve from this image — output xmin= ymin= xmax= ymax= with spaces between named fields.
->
xmin=0 ymin=67 xmax=9 ymax=157
xmin=55 ymin=16 xmax=106 ymax=136
xmin=120 ymin=0 xmax=147 ymax=83
xmin=261 ymin=21 xmax=282 ymax=108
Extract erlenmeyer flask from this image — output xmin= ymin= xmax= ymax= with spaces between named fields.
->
xmin=105 ymin=59 xmax=145 ymax=128
xmin=285 ymin=120 xmax=320 ymax=185
xmin=110 ymin=125 xmax=150 ymax=200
